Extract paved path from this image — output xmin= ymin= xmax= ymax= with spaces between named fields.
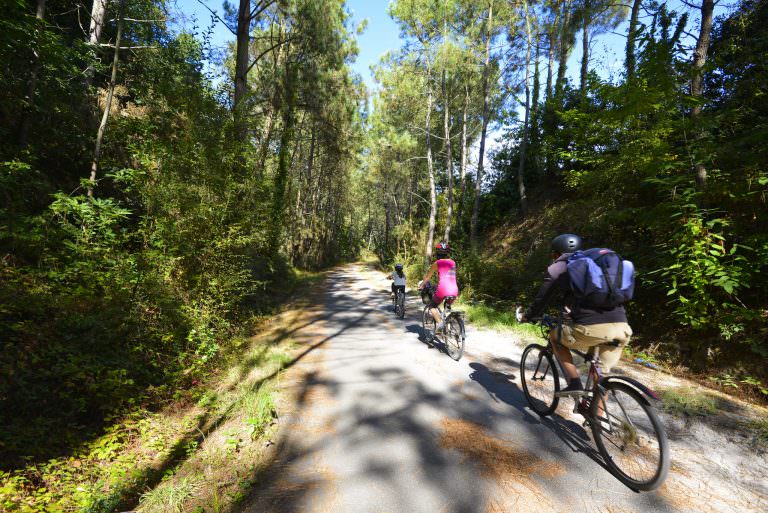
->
xmin=239 ymin=264 xmax=768 ymax=513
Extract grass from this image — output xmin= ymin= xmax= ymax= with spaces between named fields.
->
xmin=746 ymin=418 xmax=768 ymax=446
xmin=243 ymin=383 xmax=277 ymax=440
xmin=657 ymin=386 xmax=719 ymax=417
xmin=139 ymin=476 xmax=200 ymax=513
xmin=454 ymin=298 xmax=543 ymax=340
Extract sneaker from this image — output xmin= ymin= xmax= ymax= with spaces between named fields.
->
xmin=555 ymin=383 xmax=585 ymax=398
xmin=435 ymin=322 xmax=445 ymax=332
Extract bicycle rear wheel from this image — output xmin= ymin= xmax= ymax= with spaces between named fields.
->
xmin=520 ymin=344 xmax=560 ymax=416
xmin=396 ymin=291 xmax=405 ymax=319
xmin=422 ymin=306 xmax=435 ymax=343
xmin=591 ymin=382 xmax=670 ymax=491
xmin=443 ymin=315 xmax=465 ymax=360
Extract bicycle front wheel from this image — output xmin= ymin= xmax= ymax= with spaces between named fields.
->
xmin=396 ymin=292 xmax=405 ymax=319
xmin=520 ymin=344 xmax=560 ymax=416
xmin=591 ymin=382 xmax=670 ymax=491
xmin=422 ymin=306 xmax=435 ymax=343
xmin=443 ymin=315 xmax=465 ymax=360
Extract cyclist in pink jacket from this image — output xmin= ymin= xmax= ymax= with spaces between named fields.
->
xmin=418 ymin=241 xmax=459 ymax=332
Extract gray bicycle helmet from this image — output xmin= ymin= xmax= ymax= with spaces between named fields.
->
xmin=395 ymin=263 xmax=404 ymax=271
xmin=551 ymin=233 xmax=582 ymax=254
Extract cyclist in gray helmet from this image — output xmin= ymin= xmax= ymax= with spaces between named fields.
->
xmin=520 ymin=234 xmax=633 ymax=397
xmin=551 ymin=233 xmax=582 ymax=254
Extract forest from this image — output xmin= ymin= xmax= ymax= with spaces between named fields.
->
xmin=1 ymin=0 xmax=766 ymax=510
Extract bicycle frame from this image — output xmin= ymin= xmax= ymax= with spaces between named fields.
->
xmin=522 ymin=310 xmax=670 ymax=491
xmin=540 ymin=313 xmax=604 ymax=391
xmin=428 ymin=297 xmax=458 ymax=323
xmin=536 ymin=313 xmax=660 ymax=420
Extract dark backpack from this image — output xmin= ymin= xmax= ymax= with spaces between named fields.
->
xmin=566 ymin=248 xmax=635 ymax=309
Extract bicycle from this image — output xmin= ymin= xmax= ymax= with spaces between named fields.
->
xmin=422 ymin=293 xmax=466 ymax=360
xmin=393 ymin=288 xmax=406 ymax=319
xmin=515 ymin=307 xmax=670 ymax=491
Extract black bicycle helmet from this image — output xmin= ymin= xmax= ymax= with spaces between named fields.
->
xmin=551 ymin=233 xmax=582 ymax=254
xmin=395 ymin=263 xmax=404 ymax=271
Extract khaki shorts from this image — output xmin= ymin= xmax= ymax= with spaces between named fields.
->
xmin=559 ymin=322 xmax=632 ymax=373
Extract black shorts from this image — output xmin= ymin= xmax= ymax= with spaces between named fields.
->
xmin=392 ymin=284 xmax=405 ymax=294
xmin=430 ymin=293 xmax=455 ymax=309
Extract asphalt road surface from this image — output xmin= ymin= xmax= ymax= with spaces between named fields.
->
xmin=239 ymin=264 xmax=768 ymax=513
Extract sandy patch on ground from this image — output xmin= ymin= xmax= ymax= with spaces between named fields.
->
xmin=437 ymin=417 xmax=565 ymax=512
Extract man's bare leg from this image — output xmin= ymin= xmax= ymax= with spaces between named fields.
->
xmin=550 ymin=331 xmax=579 ymax=380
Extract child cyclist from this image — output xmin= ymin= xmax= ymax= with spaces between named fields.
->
xmin=418 ymin=242 xmax=458 ymax=332
xmin=391 ymin=263 xmax=406 ymax=301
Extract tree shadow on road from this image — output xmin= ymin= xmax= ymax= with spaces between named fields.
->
xmin=231 ymin=364 xmax=486 ymax=513
xmin=467 ymin=361 xmax=636 ymax=489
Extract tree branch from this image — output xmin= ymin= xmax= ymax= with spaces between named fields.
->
xmin=250 ymin=0 xmax=277 ymax=21
xmin=99 ymin=44 xmax=158 ymax=49
xmin=244 ymin=37 xmax=294 ymax=76
xmin=195 ymin=0 xmax=236 ymax=36
xmin=108 ymin=18 xmax=167 ymax=23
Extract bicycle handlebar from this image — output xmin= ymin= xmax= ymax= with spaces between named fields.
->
xmin=516 ymin=306 xmax=557 ymax=330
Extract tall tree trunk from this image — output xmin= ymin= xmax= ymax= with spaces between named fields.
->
xmin=442 ymin=69 xmax=454 ymax=243
xmin=543 ymin=14 xmax=558 ymax=175
xmin=234 ymin=0 xmax=251 ymax=155
xmin=457 ymin=83 xmax=469 ymax=226
xmin=554 ymin=0 xmax=573 ymax=100
xmin=425 ymin=64 xmax=437 ymax=262
xmin=269 ymin=62 xmax=297 ymax=254
xmin=17 ymin=0 xmax=47 ymax=148
xmin=84 ymin=0 xmax=107 ymax=90
xmin=580 ymin=19 xmax=589 ymax=93
xmin=625 ymin=0 xmax=642 ymax=82
xmin=470 ymin=0 xmax=494 ymax=249
xmin=546 ymin=24 xmax=555 ymax=100
xmin=88 ymin=3 xmax=123 ymax=197
xmin=406 ymin=160 xmax=413 ymax=221
xmin=384 ymin=195 xmax=391 ymax=257
xmin=531 ymin=38 xmax=541 ymax=126
xmin=258 ymin=16 xmax=285 ymax=174
xmin=518 ymin=0 xmax=532 ymax=217
xmin=291 ymin=121 xmax=313 ymax=265
xmin=530 ymin=36 xmax=541 ymax=173
xmin=691 ymin=0 xmax=714 ymax=187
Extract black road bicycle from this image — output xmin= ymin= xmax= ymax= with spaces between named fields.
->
xmin=422 ymin=295 xmax=465 ymax=360
xmin=515 ymin=307 xmax=670 ymax=491
xmin=393 ymin=288 xmax=406 ymax=319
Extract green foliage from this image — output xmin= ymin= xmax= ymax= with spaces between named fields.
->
xmin=478 ymin=0 xmax=768 ymax=369
xmin=1 ymin=0 xmax=363 ymax=509
xmin=656 ymin=206 xmax=751 ymax=328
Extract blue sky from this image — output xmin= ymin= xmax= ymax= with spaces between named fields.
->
xmin=346 ymin=1 xmax=402 ymax=91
